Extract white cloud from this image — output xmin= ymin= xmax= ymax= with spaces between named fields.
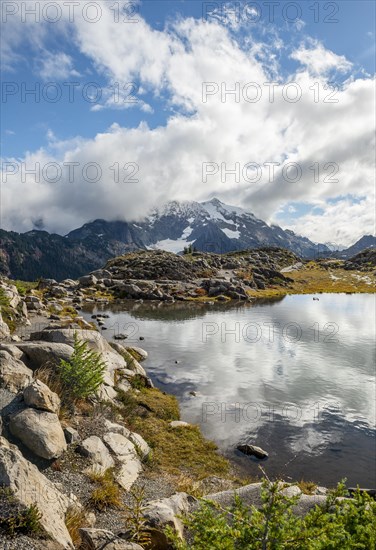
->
xmin=38 ymin=52 xmax=79 ymax=80
xmin=1 ymin=3 xmax=374 ymax=245
xmin=291 ymin=41 xmax=353 ymax=76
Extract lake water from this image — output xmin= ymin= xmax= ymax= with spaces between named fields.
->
xmin=83 ymin=294 xmax=376 ymax=487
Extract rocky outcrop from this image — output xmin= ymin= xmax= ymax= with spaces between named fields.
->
xmin=16 ymin=342 xmax=74 ymax=369
xmin=0 ymin=436 xmax=73 ymax=548
xmin=9 ymin=408 xmax=67 ymax=460
xmin=0 ymin=350 xmax=33 ymax=393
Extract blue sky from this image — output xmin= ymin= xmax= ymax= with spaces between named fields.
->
xmin=1 ymin=1 xmax=375 ymax=245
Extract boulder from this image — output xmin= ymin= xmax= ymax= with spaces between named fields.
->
xmin=77 ymin=436 xmax=114 ymax=474
xmin=237 ymin=444 xmax=268 ymax=459
xmin=0 ymin=350 xmax=33 ymax=393
xmin=0 ymin=343 xmax=24 ymax=359
xmin=103 ymin=432 xmax=142 ymax=490
xmin=79 ymin=275 xmax=97 ymax=287
xmin=9 ymin=408 xmax=67 ymax=459
xmin=79 ymin=528 xmax=143 ymax=549
xmin=144 ymin=493 xmax=194 ymax=549
xmin=23 ymin=379 xmax=61 ymax=413
xmin=0 ymin=436 xmax=73 ymax=548
xmin=103 ymin=419 xmax=131 ymax=438
xmin=17 ymin=342 xmax=74 ymax=369
xmin=0 ymin=312 xmax=10 ymax=339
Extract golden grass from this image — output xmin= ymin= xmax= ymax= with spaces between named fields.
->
xmin=247 ymin=265 xmax=375 ymax=298
xmin=88 ymin=469 xmax=122 ymax=511
xmin=297 ymin=480 xmax=317 ymax=495
xmin=116 ymin=388 xmax=230 ymax=481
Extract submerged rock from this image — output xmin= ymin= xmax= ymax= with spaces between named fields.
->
xmin=237 ymin=444 xmax=269 ymax=459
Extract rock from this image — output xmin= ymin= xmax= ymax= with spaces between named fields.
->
xmin=79 ymin=274 xmax=98 ymax=287
xmin=23 ymin=379 xmax=61 ymax=413
xmin=16 ymin=342 xmax=74 ymax=369
xmin=103 ymin=432 xmax=142 ymax=490
xmin=280 ymin=485 xmax=302 ymax=497
xmin=79 ymin=528 xmax=143 ymax=549
xmin=0 ymin=311 xmax=10 ymax=339
xmin=77 ymin=436 xmax=115 ymax=474
xmin=129 ymin=432 xmax=151 ymax=459
xmin=9 ymin=408 xmax=67 ymax=460
xmin=103 ymin=419 xmax=131 ymax=438
xmin=169 ymin=421 xmax=191 ymax=428
xmin=0 ymin=436 xmax=73 ymax=548
xmin=0 ymin=343 xmax=24 ymax=359
xmin=114 ymin=333 xmax=128 ymax=340
xmin=0 ymin=351 xmax=33 ymax=393
xmin=37 ymin=278 xmax=58 ymax=290
xmin=25 ymin=295 xmax=44 ymax=311
xmin=125 ymin=346 xmax=148 ymax=361
xmin=237 ymin=444 xmax=269 ymax=459
xmin=96 ymin=384 xmax=118 ymax=404
xmin=144 ymin=492 xmax=195 ymax=548
xmin=64 ymin=426 xmax=81 ymax=444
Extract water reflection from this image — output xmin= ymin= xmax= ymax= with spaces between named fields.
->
xmin=83 ymin=293 xmax=376 ymax=486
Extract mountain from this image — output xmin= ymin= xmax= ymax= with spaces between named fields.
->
xmin=131 ymin=198 xmax=328 ymax=257
xmin=339 ymin=235 xmax=376 ymax=258
xmin=0 ymin=198 xmax=334 ymax=281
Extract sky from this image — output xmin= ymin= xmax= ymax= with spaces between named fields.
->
xmin=0 ymin=0 xmax=375 ymax=246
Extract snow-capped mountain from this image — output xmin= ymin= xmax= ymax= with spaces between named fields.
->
xmin=133 ymin=198 xmax=327 ymax=257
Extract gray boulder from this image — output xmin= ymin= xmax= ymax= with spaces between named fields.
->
xmin=16 ymin=342 xmax=74 ymax=369
xmin=9 ymin=408 xmax=67 ymax=459
xmin=79 ymin=528 xmax=143 ymax=549
xmin=23 ymin=379 xmax=61 ymax=413
xmin=77 ymin=435 xmax=115 ymax=474
xmin=0 ymin=350 xmax=33 ymax=393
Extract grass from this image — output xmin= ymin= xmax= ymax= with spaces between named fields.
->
xmin=247 ymin=264 xmax=375 ymax=298
xmin=13 ymin=280 xmax=38 ymax=296
xmin=65 ymin=506 xmax=89 ymax=547
xmin=0 ymin=288 xmax=16 ymax=332
xmin=88 ymin=469 xmax=122 ymax=511
xmin=297 ymin=480 xmax=317 ymax=495
xmin=0 ymin=488 xmax=44 ymax=538
xmin=116 ymin=388 xmax=230 ymax=481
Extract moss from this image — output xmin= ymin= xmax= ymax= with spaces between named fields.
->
xmin=116 ymin=387 xmax=229 ymax=481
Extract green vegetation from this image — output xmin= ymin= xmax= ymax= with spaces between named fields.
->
xmin=123 ymin=486 xmax=152 ymax=547
xmin=116 ymin=388 xmax=229 ymax=482
xmin=88 ymin=469 xmax=122 ymax=511
xmin=0 ymin=488 xmax=44 ymax=538
xmin=58 ymin=333 xmax=106 ymax=403
xmin=13 ymin=280 xmax=38 ymax=296
xmin=166 ymin=480 xmax=376 ymax=549
xmin=0 ymin=287 xmax=15 ymax=332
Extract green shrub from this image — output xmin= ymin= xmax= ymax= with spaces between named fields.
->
xmin=58 ymin=332 xmax=106 ymax=403
xmin=0 ymin=489 xmax=44 ymax=537
xmin=166 ymin=480 xmax=376 ymax=549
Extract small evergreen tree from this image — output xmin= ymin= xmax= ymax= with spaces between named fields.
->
xmin=58 ymin=333 xmax=106 ymax=402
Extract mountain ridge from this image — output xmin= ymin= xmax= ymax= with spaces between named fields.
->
xmin=1 ymin=198 xmax=374 ymax=281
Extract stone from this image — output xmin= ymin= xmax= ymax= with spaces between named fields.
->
xmin=125 ymin=346 xmax=148 ymax=361
xmin=169 ymin=421 xmax=190 ymax=428
xmin=144 ymin=492 xmax=195 ymax=548
xmin=79 ymin=275 xmax=98 ymax=287
xmin=237 ymin=444 xmax=268 ymax=459
xmin=9 ymin=408 xmax=67 ymax=460
xmin=79 ymin=528 xmax=143 ymax=549
xmin=0 ymin=351 xmax=33 ymax=393
xmin=129 ymin=432 xmax=151 ymax=459
xmin=0 ymin=311 xmax=10 ymax=339
xmin=16 ymin=342 xmax=74 ymax=369
xmin=77 ymin=436 xmax=114 ymax=473
xmin=0 ymin=436 xmax=73 ymax=548
xmin=23 ymin=379 xmax=61 ymax=413
xmin=64 ymin=426 xmax=81 ymax=444
xmin=103 ymin=419 xmax=131 ymax=438
xmin=103 ymin=432 xmax=142 ymax=490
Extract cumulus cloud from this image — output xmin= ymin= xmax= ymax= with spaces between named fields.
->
xmin=291 ymin=41 xmax=353 ymax=76
xmin=1 ymin=1 xmax=374 ymax=245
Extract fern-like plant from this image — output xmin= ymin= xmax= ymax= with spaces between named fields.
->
xmin=58 ymin=332 xmax=106 ymax=403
